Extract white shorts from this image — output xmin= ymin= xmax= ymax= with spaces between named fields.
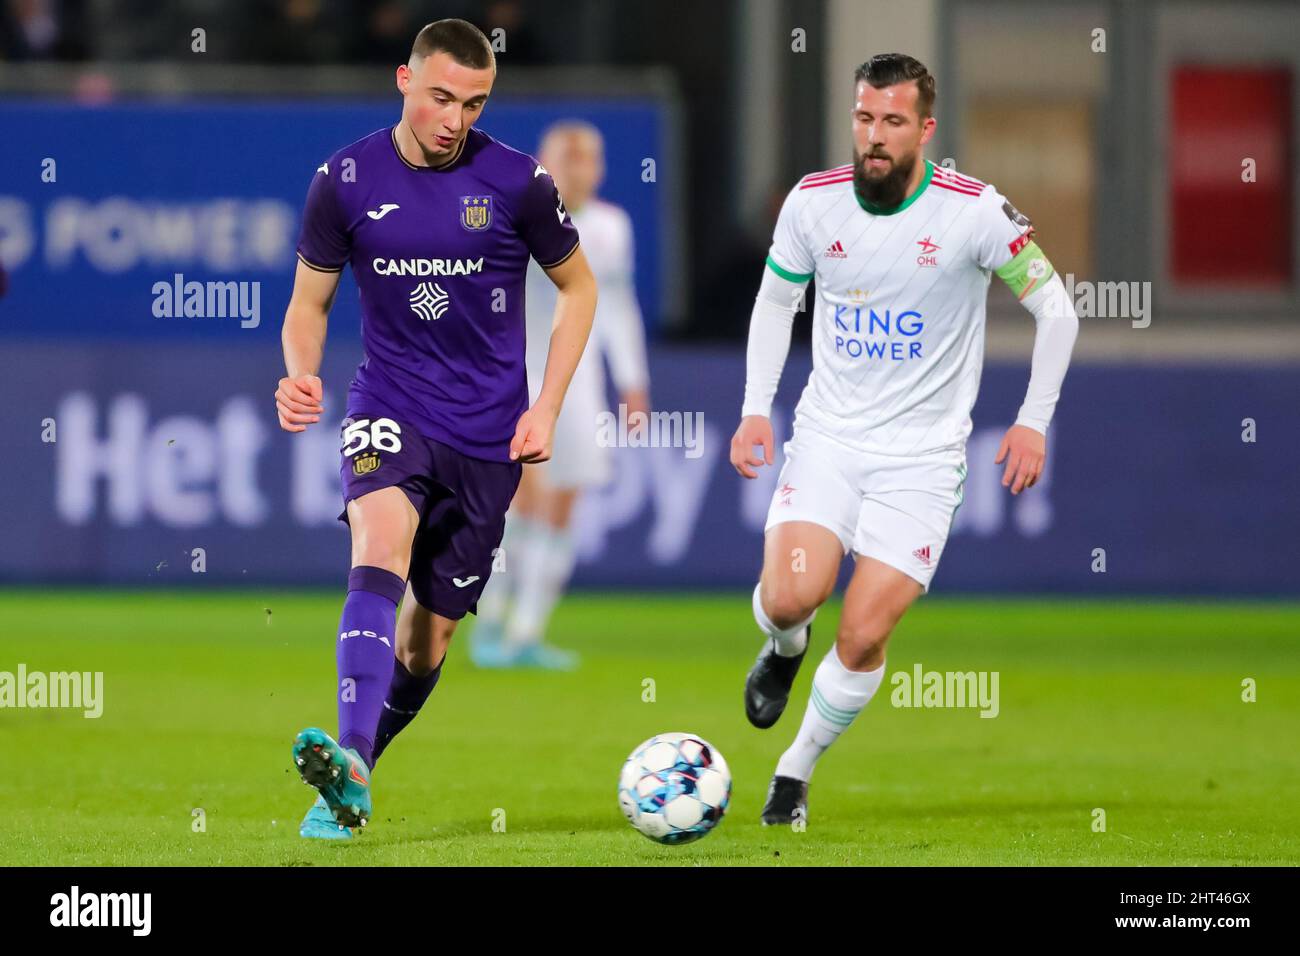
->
xmin=528 ymin=379 xmax=613 ymax=490
xmin=764 ymin=426 xmax=967 ymax=591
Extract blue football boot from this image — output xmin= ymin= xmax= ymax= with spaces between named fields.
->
xmin=292 ymin=727 xmax=372 ymax=830
xmin=299 ymin=794 xmax=352 ymax=840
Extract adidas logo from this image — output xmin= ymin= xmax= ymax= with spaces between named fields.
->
xmin=824 ymin=240 xmax=847 ymax=259
xmin=912 ymin=545 xmax=932 ymax=566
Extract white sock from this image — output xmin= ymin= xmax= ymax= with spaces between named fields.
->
xmin=475 ymin=514 xmax=537 ymax=631
xmin=542 ymin=527 xmax=577 ymax=608
xmin=775 ymin=648 xmax=885 ymax=782
xmin=506 ymin=524 xmax=574 ymax=647
xmin=752 ymin=584 xmax=813 ymax=657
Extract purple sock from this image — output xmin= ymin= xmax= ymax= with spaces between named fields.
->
xmin=336 ymin=565 xmax=405 ymax=769
xmin=371 ymin=657 xmax=444 ymax=765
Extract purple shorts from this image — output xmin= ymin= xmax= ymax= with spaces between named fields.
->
xmin=338 ymin=411 xmax=521 ymax=619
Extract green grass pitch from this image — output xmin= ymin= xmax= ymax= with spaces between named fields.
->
xmin=1 ymin=590 xmax=1297 ymax=866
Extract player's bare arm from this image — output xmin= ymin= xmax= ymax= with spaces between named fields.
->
xmin=276 ymin=259 xmax=340 ymax=432
xmin=511 ymin=246 xmax=597 ymax=463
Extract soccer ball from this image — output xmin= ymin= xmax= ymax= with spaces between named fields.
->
xmin=617 ymin=732 xmax=731 ymax=845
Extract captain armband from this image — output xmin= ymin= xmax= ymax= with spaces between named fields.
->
xmin=995 ymin=241 xmax=1055 ymax=301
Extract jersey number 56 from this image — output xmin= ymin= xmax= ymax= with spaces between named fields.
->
xmin=342 ymin=417 xmax=403 ymax=456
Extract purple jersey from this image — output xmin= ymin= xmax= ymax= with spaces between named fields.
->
xmin=296 ymin=126 xmax=580 ymax=461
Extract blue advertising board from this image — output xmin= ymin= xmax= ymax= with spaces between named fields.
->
xmin=2 ymin=340 xmax=1297 ymax=596
xmin=0 ymin=98 xmax=667 ymax=339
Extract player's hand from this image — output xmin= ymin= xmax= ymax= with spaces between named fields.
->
xmin=511 ymin=403 xmax=556 ymax=463
xmin=276 ymin=373 xmax=324 ymax=432
xmin=730 ymin=415 xmax=774 ymax=479
xmin=994 ymin=424 xmax=1046 ymax=495
xmin=621 ymin=388 xmax=650 ymax=420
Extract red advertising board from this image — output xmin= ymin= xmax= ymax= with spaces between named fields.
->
xmin=1170 ymin=65 xmax=1292 ymax=287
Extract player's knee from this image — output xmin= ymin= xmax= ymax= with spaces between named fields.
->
xmin=348 ymin=492 xmax=418 ymax=574
xmin=761 ymin=580 xmax=821 ymax=630
xmin=351 ymin=526 xmax=410 ymax=576
xmin=836 ymin=615 xmax=891 ymax=670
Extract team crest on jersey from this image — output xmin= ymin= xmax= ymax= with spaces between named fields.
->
xmin=353 ymin=451 xmax=381 ymax=476
xmin=460 ymin=195 xmax=493 ymax=231
xmin=916 ymin=235 xmax=941 ymax=267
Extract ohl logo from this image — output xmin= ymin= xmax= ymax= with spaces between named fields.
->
xmin=916 ymin=235 xmax=941 ymax=268
xmin=409 ymin=282 xmax=450 ymax=321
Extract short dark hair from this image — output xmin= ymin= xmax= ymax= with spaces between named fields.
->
xmin=411 ymin=19 xmax=496 ymax=72
xmin=853 ymin=53 xmax=935 ymax=119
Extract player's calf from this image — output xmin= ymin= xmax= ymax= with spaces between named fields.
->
xmin=334 ymin=488 xmax=419 ymax=768
xmin=835 ymin=555 xmax=921 ymax=670
xmin=766 ymin=556 xmax=918 ymax=794
xmin=744 ymin=524 xmax=842 ymax=729
xmin=770 ymin=646 xmax=888 ymax=793
xmin=370 ymin=599 xmax=451 ymax=764
xmin=335 ymin=565 xmax=407 ymax=768
xmin=396 ymin=592 xmax=457 ymax=673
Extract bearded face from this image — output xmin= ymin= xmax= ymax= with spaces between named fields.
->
xmin=852 ymin=144 xmax=919 ymax=210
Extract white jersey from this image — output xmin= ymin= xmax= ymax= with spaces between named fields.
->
xmin=526 ymin=198 xmax=648 ymax=405
xmin=766 ymin=159 xmax=1035 ymax=457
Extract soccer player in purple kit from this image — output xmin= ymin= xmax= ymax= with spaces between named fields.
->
xmin=275 ymin=19 xmax=597 ymax=839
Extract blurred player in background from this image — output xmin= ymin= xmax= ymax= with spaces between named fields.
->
xmin=731 ymin=54 xmax=1078 ymax=825
xmin=471 ymin=121 xmax=651 ymax=671
xmin=275 ymin=20 xmax=596 ymax=839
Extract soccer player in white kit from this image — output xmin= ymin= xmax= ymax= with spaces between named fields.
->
xmin=732 ymin=54 xmax=1080 ymax=823
xmin=472 ymin=120 xmax=651 ymax=669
